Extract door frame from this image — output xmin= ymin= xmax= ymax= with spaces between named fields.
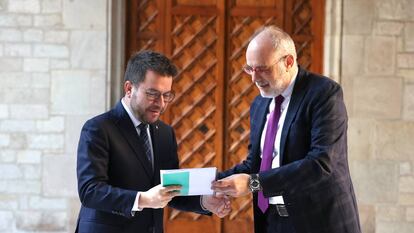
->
xmin=107 ymin=0 xmax=343 ymax=106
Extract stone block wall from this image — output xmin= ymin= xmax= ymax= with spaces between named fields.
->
xmin=342 ymin=0 xmax=414 ymax=232
xmin=0 ymin=0 xmax=108 ymax=232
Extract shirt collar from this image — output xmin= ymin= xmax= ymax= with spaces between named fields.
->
xmin=280 ymin=67 xmax=298 ymax=99
xmin=121 ymin=98 xmax=143 ymax=128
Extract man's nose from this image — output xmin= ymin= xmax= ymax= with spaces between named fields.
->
xmin=251 ymin=71 xmax=260 ymax=83
xmin=154 ymin=95 xmax=166 ymax=108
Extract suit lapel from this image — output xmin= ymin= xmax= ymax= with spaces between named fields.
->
xmin=279 ymin=68 xmax=309 ymax=164
xmin=150 ymin=122 xmax=161 ymax=184
xmin=111 ymin=102 xmax=154 ymax=179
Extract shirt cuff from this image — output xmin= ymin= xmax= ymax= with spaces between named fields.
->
xmin=131 ymin=192 xmax=143 ymax=216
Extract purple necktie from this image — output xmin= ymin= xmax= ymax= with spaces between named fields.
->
xmin=258 ymin=95 xmax=284 ymax=213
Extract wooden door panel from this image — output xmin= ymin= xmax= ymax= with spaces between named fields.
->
xmin=125 ymin=1 xmax=324 ymax=232
xmin=224 ymin=1 xmax=284 ymax=232
xmin=125 ymin=0 xmax=166 ymax=58
xmin=285 ymin=0 xmax=325 ymax=71
xmin=163 ymin=1 xmax=224 ymax=232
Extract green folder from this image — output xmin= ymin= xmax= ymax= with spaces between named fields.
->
xmin=162 ymin=171 xmax=190 ymax=195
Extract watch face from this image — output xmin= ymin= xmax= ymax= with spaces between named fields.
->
xmin=249 ymin=175 xmax=260 ymax=192
xmin=251 ymin=180 xmax=260 ymax=188
xmin=250 ymin=177 xmax=260 ymax=190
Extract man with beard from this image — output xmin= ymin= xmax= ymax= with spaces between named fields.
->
xmin=75 ymin=50 xmax=230 ymax=233
xmin=212 ymin=26 xmax=361 ymax=233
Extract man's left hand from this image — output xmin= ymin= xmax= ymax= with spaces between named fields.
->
xmin=201 ymin=193 xmax=231 ymax=218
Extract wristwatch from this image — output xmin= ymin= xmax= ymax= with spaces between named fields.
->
xmin=249 ymin=174 xmax=261 ymax=192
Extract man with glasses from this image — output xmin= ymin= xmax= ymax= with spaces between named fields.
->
xmin=76 ymin=50 xmax=230 ymax=233
xmin=212 ymin=26 xmax=361 ymax=233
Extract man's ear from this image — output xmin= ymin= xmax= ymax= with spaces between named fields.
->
xmin=124 ymin=81 xmax=133 ymax=98
xmin=286 ymin=54 xmax=295 ymax=70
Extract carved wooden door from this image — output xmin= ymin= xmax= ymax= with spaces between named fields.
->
xmin=125 ymin=0 xmax=324 ymax=232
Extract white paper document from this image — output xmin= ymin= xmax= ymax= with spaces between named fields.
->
xmin=160 ymin=167 xmax=217 ymax=196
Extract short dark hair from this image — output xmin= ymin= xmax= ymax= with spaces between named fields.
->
xmin=124 ymin=50 xmax=178 ymax=84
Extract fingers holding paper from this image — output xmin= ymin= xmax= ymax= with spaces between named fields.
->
xmin=211 ymin=174 xmax=251 ymax=197
xmin=139 ymin=184 xmax=181 ymax=209
xmin=202 ymin=193 xmax=231 ymax=218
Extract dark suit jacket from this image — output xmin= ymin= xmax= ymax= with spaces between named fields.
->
xmin=219 ymin=67 xmax=361 ymax=233
xmin=76 ymin=101 xmax=208 ymax=233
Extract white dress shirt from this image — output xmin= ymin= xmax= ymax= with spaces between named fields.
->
xmin=121 ymin=98 xmax=154 ymax=213
xmin=259 ymin=70 xmax=297 ymax=204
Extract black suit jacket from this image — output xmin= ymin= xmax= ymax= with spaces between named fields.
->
xmin=219 ymin=67 xmax=361 ymax=233
xmin=76 ymin=101 xmax=208 ymax=233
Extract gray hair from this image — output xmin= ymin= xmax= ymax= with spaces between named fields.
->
xmin=253 ymin=25 xmax=297 ymax=59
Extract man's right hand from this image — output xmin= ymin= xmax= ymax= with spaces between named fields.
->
xmin=139 ymin=184 xmax=181 ymax=209
xmin=211 ymin=174 xmax=251 ymax=197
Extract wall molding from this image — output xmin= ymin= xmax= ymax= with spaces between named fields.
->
xmin=323 ymin=0 xmax=343 ymax=83
xmin=107 ymin=0 xmax=126 ymax=108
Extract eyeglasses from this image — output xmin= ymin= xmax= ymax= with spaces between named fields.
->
xmin=144 ymin=88 xmax=175 ymax=103
xmin=242 ymin=55 xmax=288 ymax=75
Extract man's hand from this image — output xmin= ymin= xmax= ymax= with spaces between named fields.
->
xmin=202 ymin=193 xmax=231 ymax=218
xmin=211 ymin=174 xmax=251 ymax=197
xmin=139 ymin=184 xmax=181 ymax=209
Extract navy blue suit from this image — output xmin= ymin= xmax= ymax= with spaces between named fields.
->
xmin=76 ymin=101 xmax=208 ymax=233
xmin=219 ymin=68 xmax=361 ymax=233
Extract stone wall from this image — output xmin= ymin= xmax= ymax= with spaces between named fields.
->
xmin=0 ymin=0 xmax=108 ymax=232
xmin=342 ymin=0 xmax=414 ymax=232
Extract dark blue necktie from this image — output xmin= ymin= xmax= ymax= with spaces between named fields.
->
xmin=138 ymin=123 xmax=152 ymax=166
